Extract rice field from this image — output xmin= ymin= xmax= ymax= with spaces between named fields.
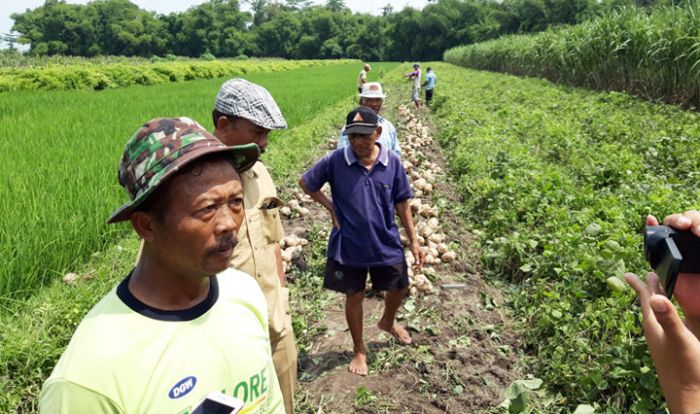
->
xmin=0 ymin=61 xmax=399 ymax=301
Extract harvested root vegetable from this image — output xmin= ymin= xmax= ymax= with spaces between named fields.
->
xmin=441 ymin=251 xmax=457 ymax=263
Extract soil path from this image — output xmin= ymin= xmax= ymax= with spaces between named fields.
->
xmin=283 ymin=93 xmax=519 ymax=413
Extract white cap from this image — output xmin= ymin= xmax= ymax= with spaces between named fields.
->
xmin=359 ymin=82 xmax=386 ymax=99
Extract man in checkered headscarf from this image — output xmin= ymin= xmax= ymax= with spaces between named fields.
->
xmin=212 ymin=79 xmax=297 ymax=414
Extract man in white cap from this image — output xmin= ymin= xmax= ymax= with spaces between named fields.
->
xmin=338 ymin=81 xmax=401 ymax=156
xmin=357 ymin=63 xmax=371 ymax=93
xmin=212 ymin=79 xmax=297 ymax=414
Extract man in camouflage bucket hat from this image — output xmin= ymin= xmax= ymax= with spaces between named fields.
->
xmin=108 ymin=117 xmax=259 ymax=223
xmin=39 ymin=117 xmax=286 ymax=414
xmin=213 ymin=79 xmax=297 ymax=414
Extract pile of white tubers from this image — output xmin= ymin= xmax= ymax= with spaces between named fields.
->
xmin=397 ymin=105 xmax=457 ymax=297
xmin=279 ymin=189 xmax=312 ymax=218
xmin=279 ymin=188 xmax=315 ymax=274
xmin=279 ymin=233 xmax=309 ymax=274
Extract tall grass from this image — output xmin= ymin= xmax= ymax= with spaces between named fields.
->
xmin=444 ymin=2 xmax=700 ymax=108
xmin=0 ymin=62 xmax=399 ymax=301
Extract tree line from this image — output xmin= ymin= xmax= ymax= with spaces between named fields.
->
xmin=8 ymin=0 xmax=670 ymax=61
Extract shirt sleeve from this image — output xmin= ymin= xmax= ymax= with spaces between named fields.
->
xmin=392 ymin=158 xmax=413 ymax=203
xmin=40 ymin=379 xmax=124 ymax=414
xmin=337 ymin=127 xmax=349 ymax=149
xmin=388 ymin=122 xmax=400 ymax=155
xmin=302 ymin=153 xmax=332 ymax=193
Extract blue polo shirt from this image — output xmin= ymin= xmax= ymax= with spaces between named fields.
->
xmin=302 ymin=143 xmax=413 ymax=267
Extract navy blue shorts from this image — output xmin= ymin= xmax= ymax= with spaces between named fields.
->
xmin=323 ymin=258 xmax=409 ymax=294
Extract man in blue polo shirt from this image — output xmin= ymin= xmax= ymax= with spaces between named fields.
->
xmin=299 ymin=107 xmax=425 ymax=376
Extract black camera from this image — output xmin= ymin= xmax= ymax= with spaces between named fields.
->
xmin=644 ymin=225 xmax=700 ymax=299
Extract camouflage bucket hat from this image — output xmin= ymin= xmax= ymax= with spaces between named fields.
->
xmin=107 ymin=117 xmax=259 ymax=224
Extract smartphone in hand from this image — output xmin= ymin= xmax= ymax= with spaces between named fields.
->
xmin=191 ymin=392 xmax=244 ymax=414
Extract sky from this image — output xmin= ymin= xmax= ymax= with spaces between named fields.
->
xmin=1 ymin=0 xmax=429 ymax=48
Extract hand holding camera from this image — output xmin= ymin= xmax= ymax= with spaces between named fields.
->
xmin=625 ymin=210 xmax=700 ymax=413
xmin=645 ymin=211 xmax=700 ymax=337
xmin=625 ymin=271 xmax=700 ymax=414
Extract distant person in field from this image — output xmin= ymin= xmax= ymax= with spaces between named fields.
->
xmin=358 ymin=63 xmax=371 ymax=93
xmin=212 ymin=78 xmax=297 ymax=414
xmin=625 ymin=210 xmax=700 ymax=414
xmin=300 ymin=107 xmax=425 ymax=376
xmin=39 ymin=118 xmax=286 ymax=413
xmin=422 ymin=67 xmax=437 ymax=106
xmin=405 ymin=63 xmax=421 ymax=109
xmin=338 ymin=82 xmax=401 ymax=156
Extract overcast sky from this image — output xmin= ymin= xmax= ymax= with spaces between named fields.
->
xmin=1 ymin=0 xmax=429 ymax=47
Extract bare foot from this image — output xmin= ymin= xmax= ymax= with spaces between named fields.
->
xmin=377 ymin=321 xmax=412 ymax=345
xmin=348 ymin=351 xmax=368 ymax=376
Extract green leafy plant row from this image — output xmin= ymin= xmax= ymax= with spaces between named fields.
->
xmin=429 ymin=62 xmax=699 ymax=412
xmin=444 ymin=2 xmax=700 ymax=109
xmin=0 ymin=58 xmax=356 ymax=92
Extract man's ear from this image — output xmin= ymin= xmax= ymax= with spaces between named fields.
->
xmin=131 ymin=211 xmax=158 ymax=242
xmin=374 ymin=126 xmax=383 ymax=137
xmin=215 ymin=115 xmax=230 ymax=132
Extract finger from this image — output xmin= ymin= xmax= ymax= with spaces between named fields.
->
xmin=683 ymin=209 xmax=700 ymax=237
xmin=625 ymin=272 xmax=654 ymax=321
xmin=649 ymin=294 xmax=696 ymax=345
xmin=646 ymin=272 xmax=665 ymax=296
xmin=645 ymin=215 xmax=659 ymax=226
xmin=663 ymin=213 xmax=693 ymax=230
xmin=626 ymin=273 xmax=669 ymax=338
xmin=415 ymin=251 xmax=424 ymax=267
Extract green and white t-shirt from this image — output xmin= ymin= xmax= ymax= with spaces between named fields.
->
xmin=39 ymin=268 xmax=284 ymax=414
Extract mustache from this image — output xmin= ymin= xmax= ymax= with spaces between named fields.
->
xmin=205 ymin=235 xmax=239 ymax=255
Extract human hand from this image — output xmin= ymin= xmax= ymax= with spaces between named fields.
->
xmin=410 ymin=240 xmax=425 ymax=269
xmin=625 ymin=272 xmax=700 ymax=414
xmin=330 ymin=211 xmax=340 ymax=230
xmin=646 ymin=212 xmax=700 ymax=336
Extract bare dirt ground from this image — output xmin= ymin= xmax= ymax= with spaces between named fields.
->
xmin=284 ymin=91 xmax=520 ymax=414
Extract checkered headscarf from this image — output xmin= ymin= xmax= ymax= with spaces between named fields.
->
xmin=215 ymin=78 xmax=288 ymax=130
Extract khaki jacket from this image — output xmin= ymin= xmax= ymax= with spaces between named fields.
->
xmin=230 ymin=161 xmax=289 ymax=339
